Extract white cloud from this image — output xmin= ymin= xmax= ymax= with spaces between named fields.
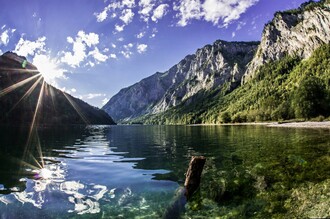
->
xmin=103 ymin=48 xmax=109 ymax=52
xmin=149 ymin=27 xmax=157 ymax=38
xmin=120 ymin=9 xmax=134 ymax=24
xmin=236 ymin=21 xmax=247 ymax=30
xmin=88 ymin=47 xmax=108 ymax=63
xmin=94 ymin=2 xmax=121 ymax=22
xmin=136 ymin=32 xmax=145 ymax=38
xmin=14 ymin=36 xmax=46 ymax=57
xmin=121 ymin=43 xmax=134 ymax=58
xmin=95 ymin=9 xmax=108 ymax=22
xmin=111 ymin=43 xmax=117 ymax=48
xmin=102 ymin=97 xmax=109 ymax=105
xmin=61 ymin=38 xmax=86 ymax=68
xmin=120 ymin=50 xmax=133 ymax=59
xmin=137 ymin=44 xmax=148 ymax=54
xmin=61 ymin=31 xmax=100 ymax=68
xmin=83 ymin=93 xmax=106 ymax=100
xmin=174 ymin=0 xmax=202 ymax=27
xmin=90 ymin=61 xmax=96 ymax=67
xmin=232 ymin=32 xmax=236 ymax=38
xmin=117 ymin=37 xmax=124 ymax=42
xmin=124 ymin=43 xmax=133 ymax=49
xmin=77 ymin=31 xmax=99 ymax=47
xmin=151 ymin=4 xmax=169 ymax=22
xmin=122 ymin=0 xmax=135 ymax=8
xmin=115 ymin=24 xmax=125 ymax=32
xmin=0 ymin=30 xmax=10 ymax=46
xmin=71 ymin=88 xmax=77 ymax=93
xmin=67 ymin=36 xmax=74 ymax=43
xmin=174 ymin=0 xmax=258 ymax=27
xmin=138 ymin=0 xmax=155 ymax=22
xmin=110 ymin=53 xmax=117 ymax=59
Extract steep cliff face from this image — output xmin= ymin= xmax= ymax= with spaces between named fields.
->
xmin=0 ymin=52 xmax=116 ymax=125
xmin=243 ymin=0 xmax=330 ymax=82
xmin=103 ymin=41 xmax=258 ymax=122
xmin=152 ymin=41 xmax=258 ymax=114
xmin=104 ymin=0 xmax=330 ymax=123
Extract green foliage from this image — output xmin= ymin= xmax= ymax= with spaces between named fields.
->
xmin=292 ymin=76 xmax=328 ymax=119
xmin=134 ymin=43 xmax=330 ymax=125
xmin=220 ymin=111 xmax=231 ymax=123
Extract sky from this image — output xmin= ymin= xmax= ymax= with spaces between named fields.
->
xmin=0 ymin=0 xmax=308 ymax=108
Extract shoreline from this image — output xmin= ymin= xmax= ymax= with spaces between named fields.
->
xmin=268 ymin=121 xmax=330 ymax=129
xmin=188 ymin=121 xmax=330 ymax=129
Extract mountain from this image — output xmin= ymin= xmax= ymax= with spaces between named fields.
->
xmin=104 ymin=0 xmax=330 ymax=124
xmin=243 ymin=0 xmax=330 ymax=82
xmin=103 ymin=41 xmax=258 ymax=122
xmin=0 ymin=52 xmax=116 ymax=125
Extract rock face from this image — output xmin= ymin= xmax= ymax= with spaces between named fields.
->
xmin=0 ymin=52 xmax=116 ymax=125
xmin=104 ymin=0 xmax=330 ymax=123
xmin=103 ymin=41 xmax=258 ymax=122
xmin=243 ymin=0 xmax=330 ymax=82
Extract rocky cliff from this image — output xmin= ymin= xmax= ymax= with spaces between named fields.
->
xmin=243 ymin=0 xmax=330 ymax=82
xmin=0 ymin=52 xmax=116 ymax=125
xmin=103 ymin=41 xmax=258 ymax=122
xmin=104 ymin=0 xmax=330 ymax=123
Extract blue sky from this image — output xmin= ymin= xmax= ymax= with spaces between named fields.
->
xmin=0 ymin=0 xmax=308 ymax=107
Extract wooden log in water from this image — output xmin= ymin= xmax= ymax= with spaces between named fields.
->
xmin=162 ymin=156 xmax=206 ymax=218
xmin=184 ymin=156 xmax=206 ymax=200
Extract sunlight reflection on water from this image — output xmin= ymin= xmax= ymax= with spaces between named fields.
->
xmin=2 ymin=159 xmax=117 ymax=215
xmin=0 ymin=126 xmax=178 ymax=218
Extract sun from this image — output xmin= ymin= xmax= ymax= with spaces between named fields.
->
xmin=32 ymin=54 xmax=64 ymax=85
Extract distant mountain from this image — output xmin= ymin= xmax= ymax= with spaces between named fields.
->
xmin=103 ymin=41 xmax=258 ymax=122
xmin=0 ymin=52 xmax=115 ymax=125
xmin=104 ymin=0 xmax=330 ymax=124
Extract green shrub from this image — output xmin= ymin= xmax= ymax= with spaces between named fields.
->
xmin=220 ymin=111 xmax=231 ymax=123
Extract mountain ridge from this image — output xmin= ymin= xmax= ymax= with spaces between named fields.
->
xmin=0 ymin=52 xmax=116 ymax=125
xmin=243 ymin=0 xmax=330 ymax=82
xmin=104 ymin=0 xmax=330 ymax=124
xmin=103 ymin=40 xmax=258 ymax=122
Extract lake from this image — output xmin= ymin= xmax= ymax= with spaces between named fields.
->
xmin=0 ymin=125 xmax=329 ymax=218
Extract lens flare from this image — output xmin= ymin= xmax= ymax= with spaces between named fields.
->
xmin=37 ymin=168 xmax=52 ymax=180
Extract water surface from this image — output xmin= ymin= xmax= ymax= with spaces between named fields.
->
xmin=0 ymin=125 xmax=329 ymax=218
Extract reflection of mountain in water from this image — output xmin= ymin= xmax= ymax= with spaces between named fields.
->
xmin=106 ymin=125 xmax=238 ymax=182
xmin=0 ymin=126 xmax=85 ymax=194
xmin=0 ymin=126 xmax=177 ymax=218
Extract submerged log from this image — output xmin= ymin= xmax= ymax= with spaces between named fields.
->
xmin=162 ymin=187 xmax=186 ymax=219
xmin=162 ymin=156 xmax=206 ymax=218
xmin=184 ymin=156 xmax=206 ymax=200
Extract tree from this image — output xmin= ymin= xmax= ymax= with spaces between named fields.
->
xmin=220 ymin=111 xmax=231 ymax=123
xmin=292 ymin=76 xmax=328 ymax=119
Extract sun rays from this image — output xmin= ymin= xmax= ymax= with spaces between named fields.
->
xmin=63 ymin=92 xmax=90 ymax=124
xmin=0 ymin=73 xmax=41 ymax=98
xmin=0 ymin=59 xmax=89 ymax=175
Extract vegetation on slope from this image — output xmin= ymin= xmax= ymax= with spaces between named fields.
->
xmin=132 ymin=43 xmax=330 ymax=124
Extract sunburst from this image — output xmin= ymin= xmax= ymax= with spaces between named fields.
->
xmin=0 ymin=56 xmax=88 ymax=179
xmin=32 ymin=54 xmax=64 ymax=85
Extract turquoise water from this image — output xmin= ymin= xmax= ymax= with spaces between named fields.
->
xmin=0 ymin=125 xmax=329 ymax=218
